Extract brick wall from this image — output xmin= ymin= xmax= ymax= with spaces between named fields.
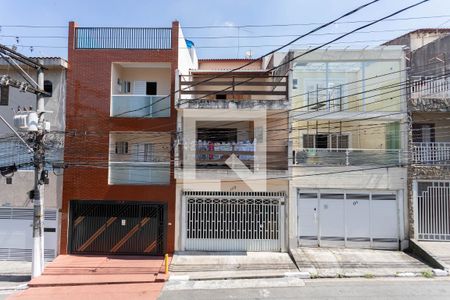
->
xmin=61 ymin=21 xmax=179 ymax=254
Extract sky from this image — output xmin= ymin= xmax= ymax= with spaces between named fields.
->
xmin=0 ymin=0 xmax=449 ymax=59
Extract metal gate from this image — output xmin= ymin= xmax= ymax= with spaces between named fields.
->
xmin=297 ymin=190 xmax=399 ymax=250
xmin=0 ymin=208 xmax=58 ymax=261
xmin=70 ymin=201 xmax=166 ymax=255
xmin=182 ymin=191 xmax=285 ymax=251
xmin=417 ymin=181 xmax=450 ymax=241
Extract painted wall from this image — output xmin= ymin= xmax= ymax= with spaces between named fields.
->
xmin=0 ymin=62 xmax=67 ymax=133
xmin=198 ymin=59 xmax=262 ymax=70
xmin=0 ymin=172 xmax=61 ymax=208
xmin=292 ymin=120 xmax=402 ymax=150
xmin=0 ymin=60 xmax=66 ymax=216
xmin=111 ymin=64 xmax=171 ymax=95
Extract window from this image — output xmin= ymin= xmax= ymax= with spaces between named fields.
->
xmin=386 ymin=122 xmax=400 ymax=149
xmin=330 ymin=134 xmax=349 ymax=149
xmin=412 ymin=123 xmax=435 ymax=143
xmin=146 ymin=82 xmax=157 ymax=95
xmin=198 ymin=128 xmax=238 ymax=143
xmin=115 ymin=142 xmax=128 ymax=154
xmin=120 ymin=80 xmax=131 ymax=93
xmin=216 ymin=94 xmax=227 ymax=100
xmin=302 ymin=133 xmax=349 ymax=149
xmin=0 ymin=85 xmax=9 ymax=106
xmin=135 ymin=143 xmax=155 ymax=162
xmin=302 ymin=134 xmax=315 ymax=148
xmin=44 ymin=80 xmax=53 ymax=97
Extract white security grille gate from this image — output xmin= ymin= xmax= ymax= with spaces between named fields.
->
xmin=297 ymin=190 xmax=399 ymax=250
xmin=417 ymin=181 xmax=450 ymax=241
xmin=0 ymin=208 xmax=58 ymax=261
xmin=183 ymin=191 xmax=285 ymax=251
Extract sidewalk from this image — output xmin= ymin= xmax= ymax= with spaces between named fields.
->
xmin=8 ymin=255 xmax=170 ymax=300
xmin=291 ymin=247 xmax=432 ymax=278
xmin=0 ymin=261 xmax=31 ymax=300
xmin=169 ymin=252 xmax=298 ymax=280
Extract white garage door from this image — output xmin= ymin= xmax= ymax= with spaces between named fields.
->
xmin=183 ymin=191 xmax=285 ymax=252
xmin=0 ymin=208 xmax=58 ymax=261
xmin=297 ymin=190 xmax=399 ymax=250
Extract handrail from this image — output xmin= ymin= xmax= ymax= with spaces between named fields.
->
xmin=75 ymin=27 xmax=172 ymax=49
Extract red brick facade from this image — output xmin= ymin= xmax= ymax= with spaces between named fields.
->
xmin=60 ymin=21 xmax=179 ymax=254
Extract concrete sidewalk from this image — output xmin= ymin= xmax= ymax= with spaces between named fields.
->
xmin=169 ymin=252 xmax=298 ymax=280
xmin=291 ymin=247 xmax=432 ymax=278
xmin=8 ymin=255 xmax=170 ymax=300
xmin=0 ymin=261 xmax=31 ymax=300
xmin=0 ymin=261 xmax=31 ymax=282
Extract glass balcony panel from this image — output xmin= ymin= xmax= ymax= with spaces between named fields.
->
xmin=111 ymin=95 xmax=170 ymax=118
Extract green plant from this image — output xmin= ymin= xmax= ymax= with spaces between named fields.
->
xmin=422 ymin=271 xmax=433 ymax=278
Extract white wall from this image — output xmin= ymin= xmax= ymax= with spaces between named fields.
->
xmin=178 ymin=25 xmax=198 ymax=75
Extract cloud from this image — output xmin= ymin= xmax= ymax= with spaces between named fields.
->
xmin=223 ymin=21 xmax=236 ymax=28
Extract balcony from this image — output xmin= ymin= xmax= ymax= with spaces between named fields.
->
xmin=111 ymin=95 xmax=170 ymax=118
xmin=412 ymin=142 xmax=450 ymax=165
xmin=108 ymin=132 xmax=171 ymax=185
xmin=109 ymin=162 xmax=170 ymax=185
xmin=110 ymin=62 xmax=171 ymax=118
xmin=191 ymin=142 xmax=254 ymax=169
xmin=178 ymin=74 xmax=288 ymax=109
xmin=179 ymin=142 xmax=288 ymax=171
xmin=293 ymin=148 xmax=404 ymax=166
xmin=410 ymin=77 xmax=450 ymax=111
xmin=75 ymin=27 xmax=172 ymax=49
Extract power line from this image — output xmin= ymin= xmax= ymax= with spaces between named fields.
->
xmin=1 ymin=14 xmax=448 ymax=29
xmin=112 ymin=0 xmax=382 ymax=118
xmin=134 ymin=0 xmax=429 ymax=121
xmin=0 ymin=28 xmax=420 ymax=40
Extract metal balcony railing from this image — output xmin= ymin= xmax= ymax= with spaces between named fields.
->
xmin=111 ymin=95 xmax=170 ymax=118
xmin=178 ymin=74 xmax=289 ymax=109
xmin=293 ymin=148 xmax=404 ymax=166
xmin=412 ymin=142 xmax=450 ymax=164
xmin=410 ymin=77 xmax=450 ymax=99
xmin=75 ymin=27 xmax=172 ymax=49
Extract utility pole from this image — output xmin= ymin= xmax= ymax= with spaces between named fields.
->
xmin=32 ymin=61 xmax=46 ymax=276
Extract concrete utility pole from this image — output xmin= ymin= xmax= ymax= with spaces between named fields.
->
xmin=32 ymin=61 xmax=46 ymax=277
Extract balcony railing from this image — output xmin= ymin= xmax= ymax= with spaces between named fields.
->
xmin=109 ymin=161 xmax=170 ymax=185
xmin=412 ymin=142 xmax=450 ymax=165
xmin=195 ymin=142 xmax=255 ymax=168
xmin=293 ymin=148 xmax=404 ymax=166
xmin=178 ymin=142 xmax=288 ymax=170
xmin=75 ymin=27 xmax=172 ymax=49
xmin=111 ymin=95 xmax=170 ymax=118
xmin=305 ymin=85 xmax=346 ymax=112
xmin=410 ymin=77 xmax=450 ymax=99
xmin=178 ymin=74 xmax=289 ymax=109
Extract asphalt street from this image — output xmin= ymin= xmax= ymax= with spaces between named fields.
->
xmin=158 ymin=277 xmax=450 ymax=300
